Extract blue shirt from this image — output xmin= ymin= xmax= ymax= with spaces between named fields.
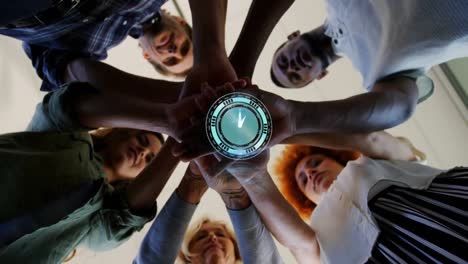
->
xmin=134 ymin=192 xmax=283 ymax=264
xmin=0 ymin=0 xmax=166 ymax=91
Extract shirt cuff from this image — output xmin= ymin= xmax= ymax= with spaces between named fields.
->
xmin=104 ymin=182 xmax=157 ymax=230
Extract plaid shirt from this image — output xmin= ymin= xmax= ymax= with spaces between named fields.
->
xmin=0 ymin=0 xmax=166 ymax=91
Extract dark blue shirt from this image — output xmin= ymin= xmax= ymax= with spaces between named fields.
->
xmin=0 ymin=0 xmax=165 ymax=91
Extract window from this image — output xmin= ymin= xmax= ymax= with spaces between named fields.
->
xmin=441 ymin=58 xmax=468 ymax=109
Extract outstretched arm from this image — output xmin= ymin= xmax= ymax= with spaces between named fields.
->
xmin=292 ymin=77 xmax=419 ymax=134
xmin=180 ymin=0 xmax=236 ymax=98
xmin=195 ymin=155 xmax=319 ymax=264
xmin=125 ymin=138 xmax=181 ymax=214
xmin=229 ymin=0 xmax=294 ymax=78
xmin=283 ymin=131 xmax=416 ymax=161
xmin=134 ymin=162 xmax=208 ymax=264
xmin=224 ymin=188 xmax=284 ymax=264
xmin=65 ymin=58 xmax=183 ymax=104
xmin=232 ymin=169 xmax=319 ymax=264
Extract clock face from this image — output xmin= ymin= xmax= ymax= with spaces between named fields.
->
xmin=206 ymin=92 xmax=272 ymax=160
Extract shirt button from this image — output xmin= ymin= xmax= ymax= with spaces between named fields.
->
xmin=122 ymin=20 xmax=128 ymax=26
xmin=338 ymin=28 xmax=343 ymax=35
xmin=334 ymin=39 xmax=339 ymax=45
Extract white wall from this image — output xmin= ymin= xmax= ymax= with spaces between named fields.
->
xmin=1 ymin=0 xmax=467 ymax=263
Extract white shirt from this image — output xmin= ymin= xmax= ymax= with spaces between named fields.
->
xmin=309 ymin=156 xmax=443 ymax=264
xmin=324 ymin=0 xmax=468 ymax=89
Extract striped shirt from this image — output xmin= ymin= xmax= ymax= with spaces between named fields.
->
xmin=368 ymin=167 xmax=468 ymax=263
xmin=0 ymin=0 xmax=166 ymax=91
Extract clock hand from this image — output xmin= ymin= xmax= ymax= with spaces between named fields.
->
xmin=238 ymin=109 xmax=246 ymax=128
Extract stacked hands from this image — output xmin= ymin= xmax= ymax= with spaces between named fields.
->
xmin=166 ymin=77 xmax=287 ymax=191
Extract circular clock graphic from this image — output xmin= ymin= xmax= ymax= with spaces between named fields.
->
xmin=206 ymin=92 xmax=272 ymax=160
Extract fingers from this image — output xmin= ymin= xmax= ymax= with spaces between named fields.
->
xmin=188 ymin=161 xmax=202 ymax=176
xmin=171 ymin=137 xmax=214 ymax=162
xmin=230 ymin=79 xmax=247 ymax=90
xmin=195 ymin=155 xmax=234 ymax=179
xmin=200 ymin=82 xmax=217 ymax=99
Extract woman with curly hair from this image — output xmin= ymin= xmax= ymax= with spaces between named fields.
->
xmin=195 ymin=130 xmax=468 ymax=264
xmin=273 ymin=145 xmax=360 ymax=221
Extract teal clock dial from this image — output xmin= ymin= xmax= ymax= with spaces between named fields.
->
xmin=206 ymin=92 xmax=272 ymax=160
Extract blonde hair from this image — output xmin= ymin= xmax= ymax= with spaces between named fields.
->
xmin=178 ymin=217 xmax=242 ymax=264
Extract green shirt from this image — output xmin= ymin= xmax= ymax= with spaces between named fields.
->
xmin=0 ymin=83 xmax=156 ymax=263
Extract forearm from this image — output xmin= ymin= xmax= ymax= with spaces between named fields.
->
xmin=282 ymin=131 xmax=415 ymax=160
xmin=65 ymin=58 xmax=183 ymax=103
xmin=134 ymin=192 xmax=197 ymax=264
xmin=72 ymin=84 xmax=171 ymax=134
xmin=229 ymin=0 xmax=294 ymax=78
xmin=188 ymin=0 xmax=228 ymax=63
xmin=176 ymin=169 xmax=208 ymax=204
xmin=219 ymin=187 xmax=251 ymax=210
xmin=228 ymin=205 xmax=284 ymax=264
xmin=237 ymin=171 xmax=318 ymax=259
xmin=126 ymin=138 xmax=180 ymax=214
xmin=292 ymin=79 xmax=418 ymax=134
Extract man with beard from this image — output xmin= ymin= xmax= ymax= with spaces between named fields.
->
xmin=139 ymin=10 xmax=193 ymax=79
xmin=270 ymin=0 xmax=468 ymax=134
xmin=0 ymin=0 xmax=296 ymax=107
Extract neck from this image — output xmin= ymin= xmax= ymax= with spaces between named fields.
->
xmin=91 ymin=136 xmax=115 ymax=183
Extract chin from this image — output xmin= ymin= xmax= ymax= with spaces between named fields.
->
xmin=204 ymin=251 xmax=225 ymax=260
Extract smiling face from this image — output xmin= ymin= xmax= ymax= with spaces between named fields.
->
xmin=271 ymin=30 xmax=328 ymax=88
xmin=294 ymin=154 xmax=344 ymax=204
xmin=188 ymin=222 xmax=237 ymax=264
xmin=99 ymin=129 xmax=162 ymax=183
xmin=140 ymin=13 xmax=193 ymax=76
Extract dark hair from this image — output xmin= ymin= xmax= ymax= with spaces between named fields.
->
xmin=270 ymin=42 xmax=288 ymax=88
xmin=151 ymin=131 xmax=165 ymax=145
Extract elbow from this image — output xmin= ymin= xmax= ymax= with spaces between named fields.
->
xmin=391 ymin=97 xmax=416 ymax=127
xmin=392 ymin=103 xmax=416 ymax=126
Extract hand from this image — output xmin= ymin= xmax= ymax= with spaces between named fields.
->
xmin=194 ymin=150 xmax=270 ymax=187
xmin=248 ymin=86 xmax=296 ymax=146
xmin=193 ymin=156 xmax=252 ymax=210
xmin=180 ymin=54 xmax=237 ymax=98
xmin=172 ymin=84 xmax=294 ymax=161
xmin=171 ymin=80 xmax=250 ymax=158
xmin=213 ymin=171 xmax=251 ymax=210
xmin=226 ymin=150 xmax=270 ymax=184
xmin=176 ymin=162 xmax=208 ymax=204
xmin=166 ymin=81 xmax=245 ymax=141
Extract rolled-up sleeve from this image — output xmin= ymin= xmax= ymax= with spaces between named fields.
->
xmin=22 ymin=43 xmax=89 ymax=92
xmin=26 ymin=82 xmax=94 ymax=132
xmin=84 ymin=184 xmax=157 ymax=252
xmin=134 ymin=192 xmax=198 ymax=264
xmin=228 ymin=205 xmax=284 ymax=264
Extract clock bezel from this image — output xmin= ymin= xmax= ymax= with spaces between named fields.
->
xmin=205 ymin=92 xmax=272 ymax=160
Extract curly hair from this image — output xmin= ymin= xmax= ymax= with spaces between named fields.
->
xmin=273 ymin=145 xmax=360 ymax=221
